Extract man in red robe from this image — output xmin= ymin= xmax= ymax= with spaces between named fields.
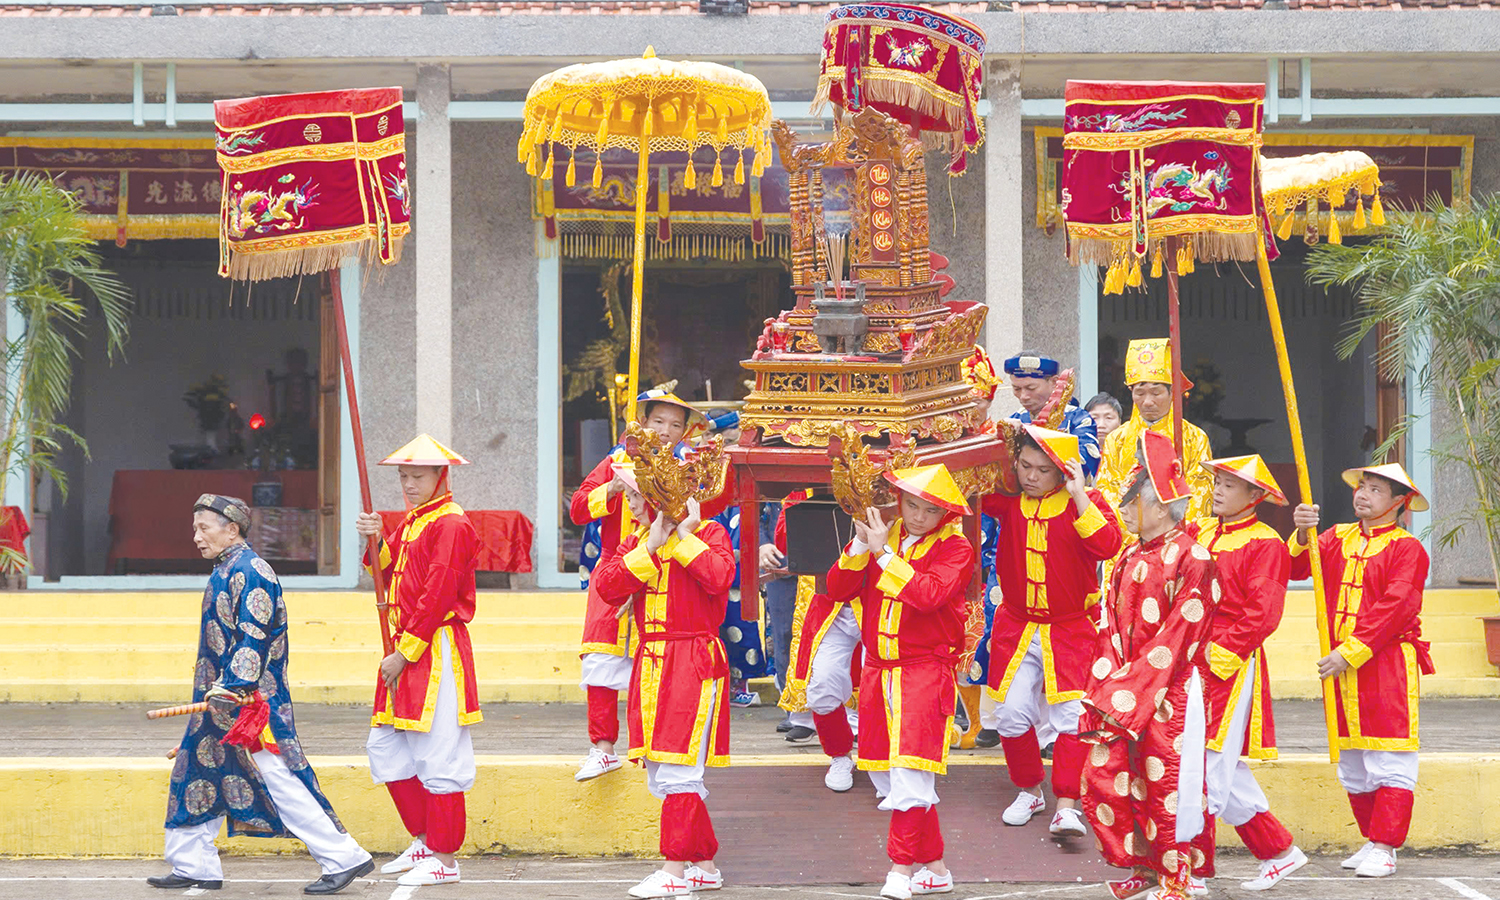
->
xmin=569 ymin=389 xmax=700 ymax=781
xmin=1081 ymin=431 xmax=1216 ymax=900
xmin=983 ymin=425 xmax=1123 ymax=836
xmin=355 ymin=434 xmax=481 ymax=887
xmin=591 ymin=461 xmax=736 ymax=899
xmin=1290 ymin=463 xmax=1431 ymax=880
xmin=1195 ymin=455 xmax=1306 ymax=891
xmin=826 ymin=464 xmax=975 ymax=900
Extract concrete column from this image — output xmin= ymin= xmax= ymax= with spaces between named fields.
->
xmin=983 ymin=59 xmax=1024 ymax=414
xmin=415 ymin=64 xmax=453 ymax=442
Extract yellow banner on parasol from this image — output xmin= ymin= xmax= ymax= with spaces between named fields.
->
xmin=518 ymin=47 xmax=773 ymax=421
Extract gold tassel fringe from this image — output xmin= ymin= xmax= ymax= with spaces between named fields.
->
xmin=1150 ymin=244 xmax=1164 ymax=279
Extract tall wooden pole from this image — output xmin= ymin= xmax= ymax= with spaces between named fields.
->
xmin=1254 ymin=242 xmax=1339 ymax=763
xmin=1164 ymin=236 xmax=1186 ymax=460
xmin=329 ymin=272 xmax=394 ymax=657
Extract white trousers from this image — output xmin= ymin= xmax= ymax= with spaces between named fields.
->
xmin=1338 ymin=749 xmax=1419 ymax=793
xmin=1205 ymin=656 xmax=1272 ymax=827
xmin=367 ymin=633 xmax=476 ymax=794
xmin=165 ymin=749 xmax=371 ymax=880
xmin=805 ymin=606 xmax=861 ymax=715
xmin=580 ymin=650 xmax=633 ymax=691
xmin=644 ymin=683 xmax=716 ymax=801
xmin=869 ymin=768 xmax=940 ymax=812
xmin=1176 ymin=668 xmax=1208 ymax=844
xmin=990 ymin=632 xmax=1081 ymax=740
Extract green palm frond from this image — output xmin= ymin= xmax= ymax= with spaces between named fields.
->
xmin=0 ymin=171 xmax=133 ymax=511
xmin=1305 ymin=192 xmax=1500 ymax=597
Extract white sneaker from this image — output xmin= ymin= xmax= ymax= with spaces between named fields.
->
xmin=396 ymin=857 xmax=460 ymax=886
xmin=1191 ymin=877 xmax=1208 ymax=896
xmin=575 ymin=747 xmax=623 ymax=782
xmin=1049 ymin=807 xmax=1087 ymax=837
xmin=380 ymin=838 xmax=432 ymax=874
xmin=880 ymin=871 xmax=913 ymax=900
xmin=627 ymin=869 xmax=691 ymax=898
xmin=684 ymin=865 xmax=722 ymax=891
xmin=1001 ymin=791 xmax=1046 ymax=826
xmin=1341 ymin=841 xmax=1374 ymax=869
xmin=1242 ymin=846 xmax=1308 ymax=890
xmin=911 ymin=866 xmax=954 ymax=894
xmin=825 ymin=755 xmax=855 ymax=792
xmin=1355 ymin=846 xmax=1397 ymax=878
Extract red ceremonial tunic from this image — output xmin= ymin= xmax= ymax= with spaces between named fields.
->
xmin=981 ymin=487 xmax=1123 ymax=704
xmin=1290 ymin=522 xmax=1432 ymax=752
xmin=592 ymin=521 xmax=736 ymax=766
xmin=775 ymin=492 xmax=862 ymax=712
xmin=1081 ymin=527 xmax=1217 ymax=877
xmin=1196 ymin=515 xmax=1288 ymax=760
xmin=572 ymin=451 xmax=637 ymax=657
xmin=367 ymin=492 xmax=483 ymax=732
xmin=826 ymin=517 xmax=974 ymax=774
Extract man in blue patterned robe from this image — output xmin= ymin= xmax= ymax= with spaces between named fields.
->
xmin=151 ymin=494 xmax=371 ymax=894
xmin=1004 ymin=351 xmax=1101 ymax=480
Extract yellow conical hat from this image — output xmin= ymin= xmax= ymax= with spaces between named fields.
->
xmin=1022 ymin=423 xmax=1081 ymax=470
xmin=1125 ymin=337 xmax=1195 ymax=390
xmin=379 ymin=433 xmax=470 ymax=466
xmin=884 ymin=463 xmax=970 ymax=515
xmin=1341 ymin=463 xmax=1428 ymax=513
xmin=1202 ymin=454 xmax=1287 ymax=506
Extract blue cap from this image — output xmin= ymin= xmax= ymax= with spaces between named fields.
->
xmin=1002 ymin=354 xmax=1059 ymax=379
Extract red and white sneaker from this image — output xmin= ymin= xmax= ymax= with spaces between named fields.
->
xmin=684 ymin=865 xmax=722 ymax=891
xmin=396 ymin=857 xmax=460 ymax=886
xmin=576 ymin=747 xmax=624 ymax=782
xmin=1001 ymin=791 xmax=1046 ymax=826
xmin=1049 ymin=807 xmax=1087 ymax=837
xmin=380 ymin=838 xmax=432 ymax=875
xmin=1355 ymin=847 xmax=1397 ymax=878
xmin=627 ymin=869 xmax=691 ymax=898
xmin=1105 ymin=872 xmax=1155 ymax=900
xmin=1242 ymin=846 xmax=1308 ymax=891
xmin=911 ymin=866 xmax=954 ymax=895
xmin=880 ymin=871 xmax=913 ymax=900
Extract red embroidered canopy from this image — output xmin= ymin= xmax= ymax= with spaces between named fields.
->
xmin=1061 ymin=80 xmax=1276 ymax=292
xmin=214 ymin=87 xmax=410 ymax=281
xmin=814 ymin=2 xmax=986 ymax=175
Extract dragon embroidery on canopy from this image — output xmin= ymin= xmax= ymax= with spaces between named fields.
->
xmin=1144 ymin=159 xmax=1232 ymax=217
xmin=886 ymin=35 xmax=931 ymax=68
xmin=1066 ymin=103 xmax=1188 ymax=134
xmin=227 ymin=179 xmax=320 ymax=238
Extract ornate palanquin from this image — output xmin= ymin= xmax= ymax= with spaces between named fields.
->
xmin=1035 ymin=128 xmax=1474 ymax=236
xmin=728 ymin=106 xmax=1004 ymax=617
xmin=0 ymin=138 xmax=219 ymax=245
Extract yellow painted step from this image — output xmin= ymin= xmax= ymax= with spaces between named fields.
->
xmin=1261 ymin=674 xmax=1500 ymax=700
xmin=4 ymin=753 xmax=1499 ymax=857
xmin=1273 ymin=614 xmax=1484 ymax=643
xmin=8 ymin=617 xmax=584 ymax=647
xmin=0 ymin=678 xmax=584 ymax=705
xmin=0 ymin=644 xmax=588 ymax=683
xmin=9 ymin=590 xmax=588 ymax=620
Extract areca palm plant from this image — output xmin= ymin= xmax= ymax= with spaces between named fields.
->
xmin=0 ymin=172 xmax=131 ymax=573
xmin=1306 ymin=193 xmax=1500 ymax=596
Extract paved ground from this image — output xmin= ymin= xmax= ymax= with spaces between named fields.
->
xmin=5 ymin=855 xmax=1500 ymax=900
xmin=6 ymin=699 xmax=1498 ymax=757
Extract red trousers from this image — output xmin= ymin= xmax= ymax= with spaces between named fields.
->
xmin=385 ymin=775 xmax=466 ymax=853
xmin=1351 ymin=787 xmax=1414 ymax=848
xmin=660 ymin=793 xmax=718 ymax=862
xmin=814 ymin=710 xmax=854 ymax=758
xmin=587 ymin=686 xmax=619 ymax=745
xmin=887 ymin=807 xmax=944 ymax=866
xmin=1236 ymin=811 xmax=1294 ymax=861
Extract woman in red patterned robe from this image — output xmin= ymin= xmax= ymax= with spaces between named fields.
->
xmin=1080 ymin=431 xmax=1216 ymax=900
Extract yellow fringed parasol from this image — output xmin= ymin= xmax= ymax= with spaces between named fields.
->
xmin=519 ymin=48 xmax=773 ymax=419
xmin=1261 ymin=150 xmax=1385 ymax=245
